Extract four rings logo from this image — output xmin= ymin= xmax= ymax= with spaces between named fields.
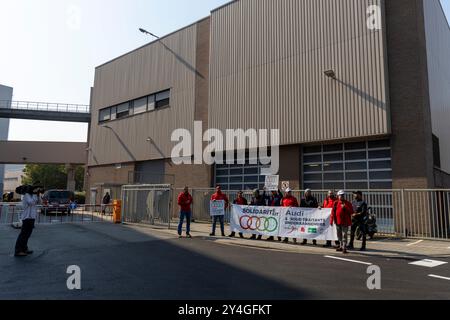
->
xmin=240 ymin=216 xmax=278 ymax=232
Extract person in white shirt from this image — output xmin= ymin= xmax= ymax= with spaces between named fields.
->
xmin=15 ymin=186 xmax=40 ymax=257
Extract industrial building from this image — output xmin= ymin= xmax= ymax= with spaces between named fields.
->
xmin=0 ymin=84 xmax=13 ymax=196
xmin=86 ymin=0 xmax=450 ymax=203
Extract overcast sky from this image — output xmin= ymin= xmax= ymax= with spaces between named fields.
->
xmin=1 ymin=0 xmax=449 ymax=142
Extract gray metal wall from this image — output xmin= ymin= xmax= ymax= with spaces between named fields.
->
xmin=89 ymin=24 xmax=198 ymax=166
xmin=423 ymin=0 xmax=450 ymax=174
xmin=0 ymin=84 xmax=13 ymax=196
xmin=209 ymin=0 xmax=390 ymax=146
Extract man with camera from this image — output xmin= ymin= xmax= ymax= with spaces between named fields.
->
xmin=14 ymin=185 xmax=42 ymax=257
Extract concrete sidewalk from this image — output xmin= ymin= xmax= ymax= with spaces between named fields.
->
xmin=152 ymin=221 xmax=450 ymax=259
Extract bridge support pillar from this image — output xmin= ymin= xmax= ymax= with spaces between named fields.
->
xmin=66 ymin=164 xmax=76 ymax=192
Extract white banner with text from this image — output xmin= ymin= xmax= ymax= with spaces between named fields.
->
xmin=231 ymin=205 xmax=338 ymax=240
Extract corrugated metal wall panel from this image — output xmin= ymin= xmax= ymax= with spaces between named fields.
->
xmin=423 ymin=0 xmax=450 ymax=174
xmin=88 ymin=25 xmax=198 ymax=166
xmin=209 ymin=0 xmax=390 ymax=146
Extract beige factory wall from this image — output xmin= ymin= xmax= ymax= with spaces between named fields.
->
xmin=88 ymin=22 xmax=200 ymax=166
xmin=209 ymin=0 xmax=390 ymax=146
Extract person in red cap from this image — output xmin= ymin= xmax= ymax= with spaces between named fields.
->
xmin=281 ymin=188 xmax=299 ymax=244
xmin=330 ymin=190 xmax=354 ymax=254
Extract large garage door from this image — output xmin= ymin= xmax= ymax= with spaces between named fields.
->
xmin=215 ymin=158 xmax=270 ymax=191
xmin=303 ymin=140 xmax=392 ymax=190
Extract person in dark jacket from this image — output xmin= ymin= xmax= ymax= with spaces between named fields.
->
xmin=101 ymin=192 xmax=111 ymax=215
xmin=300 ymin=189 xmax=319 ymax=246
xmin=229 ymin=191 xmax=248 ymax=238
xmin=249 ymin=189 xmax=267 ymax=240
xmin=348 ymin=191 xmax=369 ymax=251
xmin=266 ymin=190 xmax=284 ymax=242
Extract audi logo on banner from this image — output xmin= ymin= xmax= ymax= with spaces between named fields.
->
xmin=239 ymin=215 xmax=278 ymax=233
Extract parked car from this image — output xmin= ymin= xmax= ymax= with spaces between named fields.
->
xmin=42 ymin=190 xmax=75 ymax=214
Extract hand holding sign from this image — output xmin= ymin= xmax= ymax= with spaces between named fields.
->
xmin=210 ymin=200 xmax=225 ymax=216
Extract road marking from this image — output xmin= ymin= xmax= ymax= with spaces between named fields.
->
xmin=324 ymin=255 xmax=373 ymax=266
xmin=429 ymin=274 xmax=450 ymax=281
xmin=409 ymin=259 xmax=448 ymax=268
xmin=407 ymin=240 xmax=423 ymax=247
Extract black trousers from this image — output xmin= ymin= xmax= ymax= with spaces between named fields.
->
xmin=15 ymin=219 xmax=35 ymax=254
xmin=350 ymin=221 xmax=367 ymax=247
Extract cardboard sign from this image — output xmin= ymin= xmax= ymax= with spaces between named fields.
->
xmin=264 ymin=175 xmax=279 ymax=191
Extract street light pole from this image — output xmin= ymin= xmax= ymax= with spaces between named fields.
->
xmin=139 ymin=28 xmax=160 ymax=39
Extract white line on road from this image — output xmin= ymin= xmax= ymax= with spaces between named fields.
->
xmin=407 ymin=240 xmax=424 ymax=247
xmin=429 ymin=274 xmax=450 ymax=281
xmin=324 ymin=256 xmax=373 ymax=266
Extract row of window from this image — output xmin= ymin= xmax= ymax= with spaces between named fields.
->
xmin=99 ymin=89 xmax=170 ymax=123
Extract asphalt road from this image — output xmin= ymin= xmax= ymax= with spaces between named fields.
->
xmin=0 ymin=223 xmax=449 ymax=300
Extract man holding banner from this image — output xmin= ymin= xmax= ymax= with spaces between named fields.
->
xmin=210 ymin=186 xmax=229 ymax=237
xmin=281 ymin=188 xmax=299 ymax=244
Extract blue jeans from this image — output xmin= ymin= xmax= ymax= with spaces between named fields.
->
xmin=178 ymin=211 xmax=192 ymax=235
xmin=212 ymin=215 xmax=225 ymax=235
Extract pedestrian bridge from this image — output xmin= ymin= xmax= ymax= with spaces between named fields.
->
xmin=0 ymin=100 xmax=91 ymax=123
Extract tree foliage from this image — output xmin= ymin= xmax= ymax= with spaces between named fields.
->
xmin=22 ymin=165 xmax=85 ymax=192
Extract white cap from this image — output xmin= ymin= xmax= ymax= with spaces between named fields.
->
xmin=285 ymin=188 xmax=292 ymax=193
xmin=305 ymin=188 xmax=312 ymax=193
xmin=337 ymin=190 xmax=345 ymax=196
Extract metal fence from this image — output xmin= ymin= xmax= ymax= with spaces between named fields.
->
xmin=0 ymin=203 xmax=114 ymax=225
xmin=189 ymin=189 xmax=450 ymax=241
xmin=121 ymin=184 xmax=173 ymax=227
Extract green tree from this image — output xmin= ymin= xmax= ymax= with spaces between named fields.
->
xmin=22 ymin=165 xmax=85 ymax=192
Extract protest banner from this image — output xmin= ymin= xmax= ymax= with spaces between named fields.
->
xmin=231 ymin=205 xmax=337 ymax=240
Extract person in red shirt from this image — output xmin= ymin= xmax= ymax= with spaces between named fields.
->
xmin=330 ymin=190 xmax=354 ymax=254
xmin=322 ymin=190 xmax=340 ymax=248
xmin=210 ymin=186 xmax=229 ymax=237
xmin=281 ymin=188 xmax=299 ymax=244
xmin=177 ymin=186 xmax=193 ymax=238
xmin=229 ymin=191 xmax=248 ymax=238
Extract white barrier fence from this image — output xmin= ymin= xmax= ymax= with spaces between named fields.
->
xmin=189 ymin=189 xmax=450 ymax=241
xmin=0 ymin=203 xmax=114 ymax=225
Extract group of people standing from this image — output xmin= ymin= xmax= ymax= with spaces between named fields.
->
xmin=177 ymin=186 xmax=369 ymax=254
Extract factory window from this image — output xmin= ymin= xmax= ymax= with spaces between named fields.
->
xmin=116 ymin=103 xmax=130 ymax=119
xmin=303 ymin=140 xmax=392 ymax=190
xmin=148 ymin=95 xmax=156 ymax=111
xmin=155 ymin=90 xmax=170 ymax=109
xmin=99 ymin=108 xmax=111 ymax=123
xmin=97 ymin=89 xmax=170 ymax=124
xmin=133 ymin=97 xmax=148 ymax=115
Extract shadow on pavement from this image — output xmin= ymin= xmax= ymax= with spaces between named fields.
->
xmin=0 ymin=223 xmax=310 ymax=300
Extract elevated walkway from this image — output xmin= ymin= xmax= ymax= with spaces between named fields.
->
xmin=0 ymin=101 xmax=91 ymax=123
